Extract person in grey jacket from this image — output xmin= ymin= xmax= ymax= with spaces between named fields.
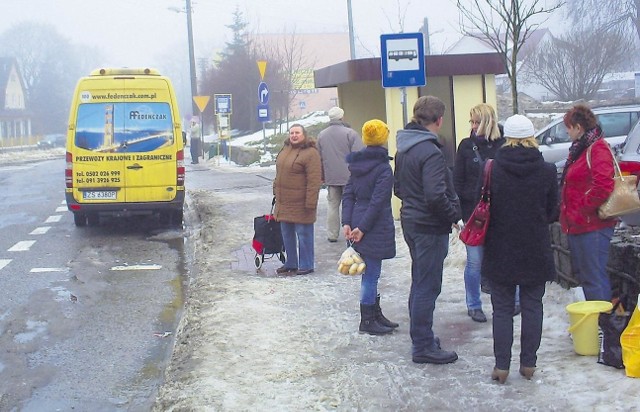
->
xmin=394 ymin=95 xmax=462 ymax=365
xmin=317 ymin=107 xmax=364 ymax=242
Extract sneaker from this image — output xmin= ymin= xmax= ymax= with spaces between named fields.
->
xmin=296 ymin=269 xmax=314 ymax=275
xmin=327 ymin=238 xmax=338 ymax=243
xmin=276 ymin=266 xmax=297 ymax=274
xmin=413 ymin=348 xmax=458 ymax=364
xmin=468 ymin=308 xmax=487 ymax=323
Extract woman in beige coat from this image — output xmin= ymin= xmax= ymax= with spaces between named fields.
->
xmin=273 ymin=124 xmax=323 ymax=275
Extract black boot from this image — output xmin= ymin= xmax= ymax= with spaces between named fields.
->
xmin=375 ymin=295 xmax=399 ymax=328
xmin=360 ymin=304 xmax=394 ymax=335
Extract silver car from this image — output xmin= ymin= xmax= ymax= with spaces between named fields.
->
xmin=614 ymin=118 xmax=640 ymax=225
xmin=536 ymin=104 xmax=640 ymax=164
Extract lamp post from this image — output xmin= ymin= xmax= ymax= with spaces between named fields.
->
xmin=346 ymin=0 xmax=356 ymax=59
xmin=185 ymin=0 xmax=198 ymax=115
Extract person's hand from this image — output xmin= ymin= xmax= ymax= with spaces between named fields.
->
xmin=350 ymin=228 xmax=364 ymax=242
xmin=343 ymin=225 xmax=352 ymax=239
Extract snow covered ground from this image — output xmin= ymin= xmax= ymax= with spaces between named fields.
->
xmin=153 ymin=156 xmax=640 ymax=411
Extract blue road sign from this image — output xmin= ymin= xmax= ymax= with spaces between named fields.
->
xmin=215 ymin=94 xmax=232 ymax=114
xmin=257 ymin=104 xmax=269 ymax=122
xmin=258 ymin=82 xmax=269 ymax=105
xmin=380 ymin=33 xmax=426 ymax=88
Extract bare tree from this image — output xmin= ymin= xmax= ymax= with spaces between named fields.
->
xmin=254 ymin=29 xmax=317 ymax=130
xmin=456 ymin=0 xmax=564 ymax=114
xmin=566 ymin=0 xmax=640 ymax=40
xmin=522 ymin=26 xmax=634 ymax=100
xmin=0 ymin=21 xmax=99 ymax=133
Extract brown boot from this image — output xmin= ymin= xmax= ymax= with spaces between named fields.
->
xmin=519 ymin=366 xmax=535 ymax=380
xmin=491 ymin=368 xmax=509 ymax=384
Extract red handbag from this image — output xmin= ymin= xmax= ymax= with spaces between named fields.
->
xmin=459 ymin=160 xmax=493 ymax=246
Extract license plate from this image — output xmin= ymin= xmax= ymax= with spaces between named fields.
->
xmin=82 ymin=191 xmax=117 ymax=200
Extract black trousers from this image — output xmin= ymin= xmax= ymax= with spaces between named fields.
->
xmin=190 ymin=138 xmax=200 ymax=163
xmin=490 ymin=280 xmax=546 ymax=370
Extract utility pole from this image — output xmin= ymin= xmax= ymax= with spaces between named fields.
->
xmin=347 ymin=0 xmax=356 ymax=59
xmin=186 ymin=0 xmax=198 ymax=115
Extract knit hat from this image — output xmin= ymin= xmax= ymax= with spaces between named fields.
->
xmin=328 ymin=106 xmax=344 ymax=121
xmin=362 ymin=119 xmax=389 ymax=146
xmin=503 ymin=114 xmax=535 ymax=139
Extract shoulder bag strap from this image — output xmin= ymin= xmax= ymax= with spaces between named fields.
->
xmin=587 ymin=142 xmax=623 ymax=179
xmin=481 ymin=159 xmax=493 ymax=201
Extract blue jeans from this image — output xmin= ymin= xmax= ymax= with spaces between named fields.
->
xmin=280 ymin=222 xmax=315 ymax=271
xmin=490 ymin=281 xmax=545 ymax=370
xmin=360 ymin=255 xmax=382 ymax=305
xmin=402 ymin=223 xmax=449 ymax=355
xmin=568 ymin=226 xmax=614 ymax=301
xmin=464 ymin=245 xmax=483 ymax=310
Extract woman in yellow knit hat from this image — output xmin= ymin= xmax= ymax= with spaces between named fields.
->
xmin=342 ymin=119 xmax=397 ymax=335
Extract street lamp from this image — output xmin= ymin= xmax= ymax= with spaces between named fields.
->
xmin=170 ymin=1 xmax=198 ymax=116
xmin=185 ymin=0 xmax=198 ymax=116
xmin=346 ymin=0 xmax=356 ymax=59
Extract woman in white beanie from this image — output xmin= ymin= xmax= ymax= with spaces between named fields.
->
xmin=481 ymin=114 xmax=558 ymax=383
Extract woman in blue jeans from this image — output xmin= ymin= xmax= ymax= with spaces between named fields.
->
xmin=453 ymin=103 xmax=505 ymax=322
xmin=273 ymin=124 xmax=322 ymax=276
xmin=342 ymin=119 xmax=397 ymax=335
xmin=559 ymin=105 xmax=616 ymax=301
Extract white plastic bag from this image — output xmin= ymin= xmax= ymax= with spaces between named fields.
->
xmin=337 ymin=245 xmax=366 ymax=276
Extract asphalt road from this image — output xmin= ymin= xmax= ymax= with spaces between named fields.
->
xmin=0 ymin=156 xmax=187 ymax=411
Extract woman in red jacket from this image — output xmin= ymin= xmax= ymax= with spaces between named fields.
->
xmin=559 ymin=105 xmax=616 ymax=301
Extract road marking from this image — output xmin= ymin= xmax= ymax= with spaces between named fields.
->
xmin=0 ymin=259 xmax=11 ymax=270
xmin=30 ymin=226 xmax=51 ymax=235
xmin=30 ymin=267 xmax=67 ymax=273
xmin=55 ymin=206 xmax=67 ymax=212
xmin=45 ymin=215 xmax=62 ymax=223
xmin=8 ymin=241 xmax=36 ymax=252
xmin=110 ymin=264 xmax=162 ymax=271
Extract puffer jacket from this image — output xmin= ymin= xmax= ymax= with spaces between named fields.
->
xmin=453 ymin=134 xmax=505 ymax=221
xmin=273 ymin=138 xmax=322 ymax=224
xmin=560 ymin=137 xmax=616 ymax=235
xmin=342 ymin=146 xmax=396 ymax=260
xmin=394 ymin=122 xmax=461 ymax=234
xmin=317 ymin=121 xmax=364 ymax=185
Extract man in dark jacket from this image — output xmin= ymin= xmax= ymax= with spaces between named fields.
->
xmin=394 ymin=95 xmax=462 ymax=365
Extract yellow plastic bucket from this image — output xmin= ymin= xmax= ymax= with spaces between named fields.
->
xmin=566 ymin=300 xmax=613 ymax=355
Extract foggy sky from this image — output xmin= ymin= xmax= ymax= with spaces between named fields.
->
xmin=0 ymin=0 xmax=462 ymax=67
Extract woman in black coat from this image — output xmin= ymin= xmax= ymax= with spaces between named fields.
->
xmin=342 ymin=119 xmax=397 ymax=336
xmin=453 ymin=103 xmax=505 ymax=323
xmin=482 ymin=115 xmax=558 ymax=384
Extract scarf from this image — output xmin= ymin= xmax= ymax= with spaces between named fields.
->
xmin=560 ymin=125 xmax=604 ymax=184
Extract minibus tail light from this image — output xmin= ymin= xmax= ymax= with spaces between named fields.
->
xmin=176 ymin=150 xmax=185 ymax=186
xmin=65 ymin=151 xmax=73 ymax=188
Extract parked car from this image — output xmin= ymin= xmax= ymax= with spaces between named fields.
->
xmin=536 ymin=104 xmax=640 ymax=164
xmin=613 ymin=119 xmax=640 ymax=226
xmin=37 ymin=133 xmax=66 ymax=149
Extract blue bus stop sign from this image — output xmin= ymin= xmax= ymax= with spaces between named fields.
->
xmin=380 ymin=32 xmax=426 ymax=88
